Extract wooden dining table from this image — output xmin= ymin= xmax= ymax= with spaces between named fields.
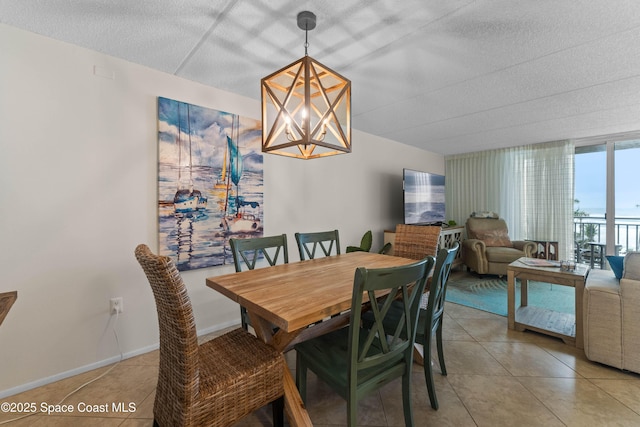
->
xmin=206 ymin=251 xmax=417 ymax=427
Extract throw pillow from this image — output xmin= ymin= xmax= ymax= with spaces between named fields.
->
xmin=476 ymin=229 xmax=513 ymax=247
xmin=623 ymin=252 xmax=640 ymax=281
xmin=470 ymin=211 xmax=499 ymax=219
xmin=606 ymin=255 xmax=624 ymax=280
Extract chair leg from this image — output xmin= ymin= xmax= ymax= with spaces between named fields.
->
xmin=423 ymin=335 xmax=439 ymax=410
xmin=272 ymin=396 xmax=284 ymax=427
xmin=348 ymin=387 xmax=358 ymax=427
xmin=402 ymin=370 xmax=415 ymax=427
xmin=436 ymin=323 xmax=447 ymax=376
xmin=240 ymin=306 xmax=249 ymax=331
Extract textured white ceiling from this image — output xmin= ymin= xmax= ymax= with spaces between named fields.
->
xmin=3 ymin=0 xmax=640 ymax=155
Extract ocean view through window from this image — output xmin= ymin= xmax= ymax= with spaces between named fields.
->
xmin=575 ymin=140 xmax=640 ymax=259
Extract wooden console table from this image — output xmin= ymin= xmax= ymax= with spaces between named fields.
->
xmin=0 ymin=291 xmax=17 ymax=327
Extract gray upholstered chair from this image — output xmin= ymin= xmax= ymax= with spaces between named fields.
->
xmin=461 ymin=217 xmax=535 ymax=276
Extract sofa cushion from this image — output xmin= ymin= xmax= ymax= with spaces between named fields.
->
xmin=586 ymin=269 xmax=621 ymax=294
xmin=606 ymin=255 xmax=624 ymax=280
xmin=623 ymin=252 xmax=640 ymax=281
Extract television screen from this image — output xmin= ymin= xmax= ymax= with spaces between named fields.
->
xmin=403 ymin=169 xmax=446 ymax=225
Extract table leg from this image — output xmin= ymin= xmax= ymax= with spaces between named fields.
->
xmin=575 ymin=278 xmax=585 ymax=349
xmin=247 ymin=311 xmax=314 ymax=426
xmin=247 ymin=311 xmax=277 ymax=346
xmin=276 ymin=312 xmax=350 ymax=353
xmin=283 ymin=366 xmax=313 ymax=427
xmin=507 ymin=270 xmax=515 ymax=330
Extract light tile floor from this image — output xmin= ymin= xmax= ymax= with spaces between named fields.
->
xmin=2 ymin=302 xmax=640 ymax=426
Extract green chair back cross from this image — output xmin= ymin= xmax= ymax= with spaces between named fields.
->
xmin=295 ymin=229 xmax=340 ymax=260
xmin=229 ymin=234 xmax=289 ymax=330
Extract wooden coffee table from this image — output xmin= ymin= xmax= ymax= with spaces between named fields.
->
xmin=507 ymin=258 xmax=589 ymax=348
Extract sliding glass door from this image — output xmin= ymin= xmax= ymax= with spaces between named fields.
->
xmin=575 ymin=139 xmax=640 ymax=265
xmin=614 ymin=140 xmax=640 ymax=256
xmin=575 ymin=145 xmax=606 ymax=265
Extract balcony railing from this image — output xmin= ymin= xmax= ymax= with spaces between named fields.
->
xmin=574 ymin=216 xmax=640 ymax=261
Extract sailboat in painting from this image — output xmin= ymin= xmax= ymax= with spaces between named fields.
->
xmin=213 ymin=139 xmax=230 ymax=192
xmin=173 ymin=103 xmax=207 ymax=215
xmin=220 ymin=114 xmax=261 ymax=233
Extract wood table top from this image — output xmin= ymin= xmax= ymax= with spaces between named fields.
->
xmin=206 ymin=252 xmax=416 ymax=332
xmin=508 ymin=257 xmax=589 ymax=279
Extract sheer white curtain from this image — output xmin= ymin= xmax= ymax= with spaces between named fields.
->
xmin=445 ymin=140 xmax=574 ymax=260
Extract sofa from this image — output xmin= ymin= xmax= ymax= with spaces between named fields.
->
xmin=583 ymin=252 xmax=640 ymax=373
xmin=461 ymin=216 xmax=536 ymax=277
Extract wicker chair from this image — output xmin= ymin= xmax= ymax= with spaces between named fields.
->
xmin=135 ymin=244 xmax=285 ymax=427
xmin=393 ymin=224 xmax=441 ymax=260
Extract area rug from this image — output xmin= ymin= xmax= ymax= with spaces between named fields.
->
xmin=445 ymin=273 xmax=575 ymax=317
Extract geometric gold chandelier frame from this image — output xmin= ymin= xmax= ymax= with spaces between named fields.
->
xmin=261 ymin=11 xmax=351 ymax=159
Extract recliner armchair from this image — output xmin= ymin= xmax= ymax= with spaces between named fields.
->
xmin=462 ymin=217 xmax=536 ymax=276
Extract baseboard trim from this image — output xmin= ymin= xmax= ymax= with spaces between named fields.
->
xmin=0 ymin=320 xmax=238 ymax=399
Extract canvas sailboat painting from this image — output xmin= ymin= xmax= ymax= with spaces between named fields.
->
xmin=157 ymin=97 xmax=264 ymax=271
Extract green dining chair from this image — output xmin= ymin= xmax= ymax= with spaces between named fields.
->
xmin=415 ymin=243 xmax=458 ymax=410
xmin=295 ymin=256 xmax=435 ymax=427
xmin=364 ymin=243 xmax=459 ymax=410
xmin=229 ymin=234 xmax=288 ymax=331
xmin=294 ymin=229 xmax=340 ymax=260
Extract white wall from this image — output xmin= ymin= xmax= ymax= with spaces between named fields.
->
xmin=0 ymin=24 xmax=443 ymax=396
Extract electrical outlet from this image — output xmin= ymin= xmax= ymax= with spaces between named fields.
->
xmin=110 ymin=297 xmax=123 ymax=314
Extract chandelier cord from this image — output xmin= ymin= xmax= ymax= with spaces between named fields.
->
xmin=304 ymin=24 xmax=309 ymax=56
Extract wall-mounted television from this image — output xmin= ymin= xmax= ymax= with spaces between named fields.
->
xmin=403 ymin=168 xmax=446 ymax=225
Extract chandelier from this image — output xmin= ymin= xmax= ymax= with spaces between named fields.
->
xmin=261 ymin=11 xmax=351 ymax=159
